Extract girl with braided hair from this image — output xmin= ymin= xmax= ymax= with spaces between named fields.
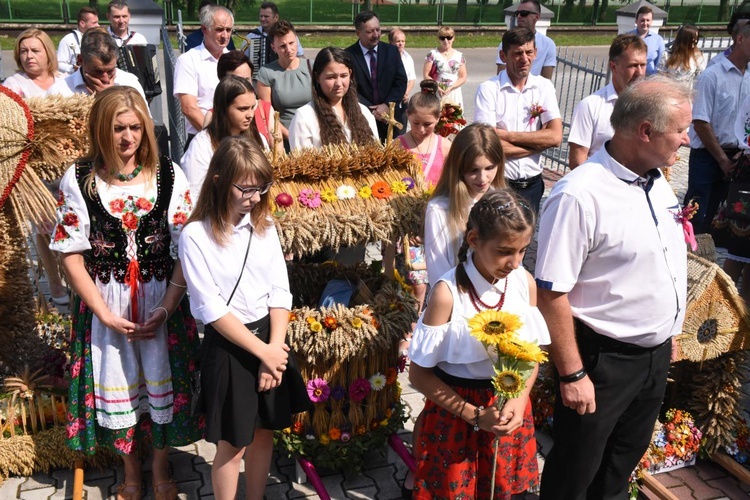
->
xmin=288 ymin=47 xmax=379 ymax=150
xmin=409 ymin=188 xmax=550 ymax=499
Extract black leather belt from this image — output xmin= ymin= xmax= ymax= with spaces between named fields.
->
xmin=507 ymin=173 xmax=542 ymax=190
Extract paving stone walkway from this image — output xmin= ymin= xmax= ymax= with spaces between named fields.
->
xmin=2 ymin=148 xmax=750 ymax=499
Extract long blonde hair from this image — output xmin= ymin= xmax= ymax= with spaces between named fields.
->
xmin=188 ymin=136 xmax=274 ymax=245
xmin=80 ymin=86 xmax=158 ymax=195
xmin=430 ymin=123 xmax=506 ymax=254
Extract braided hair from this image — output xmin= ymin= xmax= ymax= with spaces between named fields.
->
xmin=455 ymin=189 xmax=535 ymax=293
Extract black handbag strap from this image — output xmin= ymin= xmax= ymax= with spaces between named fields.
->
xmin=226 ymin=227 xmax=253 ymax=306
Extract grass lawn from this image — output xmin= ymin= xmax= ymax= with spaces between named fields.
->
xmin=0 ymin=31 xmax=616 ymax=51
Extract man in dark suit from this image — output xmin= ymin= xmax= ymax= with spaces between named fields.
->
xmin=345 ymin=10 xmax=408 ymax=142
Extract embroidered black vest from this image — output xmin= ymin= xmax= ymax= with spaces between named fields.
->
xmin=75 ymin=156 xmax=175 ymax=284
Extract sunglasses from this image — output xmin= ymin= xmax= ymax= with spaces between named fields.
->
xmin=515 ymin=10 xmax=539 ymax=17
xmin=233 ymin=181 xmax=273 ymax=198
xmin=438 ymin=35 xmax=454 ymax=41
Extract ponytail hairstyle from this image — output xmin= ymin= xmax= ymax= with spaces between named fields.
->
xmin=455 ymin=189 xmax=535 ymax=293
xmin=311 ymin=47 xmax=377 ymax=146
xmin=407 ymin=80 xmax=441 ymax=118
xmin=429 ymin=123 xmax=506 ymax=260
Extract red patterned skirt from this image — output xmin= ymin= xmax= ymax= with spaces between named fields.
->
xmin=413 ymin=383 xmax=538 ymax=500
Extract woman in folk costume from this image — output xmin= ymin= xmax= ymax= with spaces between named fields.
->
xmin=50 ymin=86 xmax=202 ymax=500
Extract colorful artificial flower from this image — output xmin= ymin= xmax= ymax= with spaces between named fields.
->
xmin=390 ymin=180 xmax=408 ymax=195
xmin=330 ymin=385 xmax=346 ymax=401
xmin=276 ymin=192 xmax=294 ymax=208
xmin=321 ymin=189 xmax=338 ymax=203
xmin=310 ymin=321 xmax=323 ymax=333
xmin=341 ymin=432 xmax=351 ymax=443
xmin=298 ymin=189 xmax=322 ymax=208
xmin=306 ymin=378 xmax=331 ymax=403
xmin=336 ymin=185 xmax=356 ymax=199
xmin=371 ymin=181 xmax=392 ymax=200
xmin=323 ymin=316 xmax=338 ymax=330
xmin=292 ymin=420 xmax=304 ymax=435
xmin=319 ymin=433 xmax=330 ymax=445
xmin=385 ymin=367 xmax=398 ymax=385
xmin=351 ymin=317 xmax=363 ymax=329
xmin=369 ymin=373 xmax=387 ymax=391
xmin=289 ymin=312 xmax=298 ymax=322
xmin=349 ymin=377 xmax=372 ymax=402
xmin=527 ymin=102 xmax=547 ymax=126
xmin=358 ymin=186 xmax=372 ymax=199
xmin=673 ymin=199 xmax=699 ymax=252
xmin=328 ymin=427 xmax=342 ymax=440
xmin=355 ymin=424 xmax=367 ymax=436
xmin=402 ymin=177 xmax=415 ymax=190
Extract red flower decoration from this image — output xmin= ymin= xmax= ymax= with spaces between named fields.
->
xmin=734 ymin=201 xmax=745 ymax=213
xmin=53 ymin=224 xmax=68 ymax=242
xmin=276 ymin=192 xmax=294 ymax=208
xmin=135 ymin=197 xmax=153 ymax=211
xmin=371 ymin=181 xmax=392 ymax=200
xmin=122 ymin=212 xmax=139 ymax=231
xmin=109 ymin=199 xmax=125 ymax=213
xmin=173 ymin=211 xmax=188 ymax=227
xmin=63 ymin=212 xmax=79 ymax=227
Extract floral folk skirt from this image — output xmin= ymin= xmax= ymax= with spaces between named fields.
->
xmin=66 ymin=295 xmax=205 ymax=455
xmin=413 ymin=386 xmax=538 ymax=500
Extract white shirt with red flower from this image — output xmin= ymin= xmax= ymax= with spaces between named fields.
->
xmin=50 ymin=163 xmax=193 ymax=430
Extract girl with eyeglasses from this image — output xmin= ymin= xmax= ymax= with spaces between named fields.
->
xmin=423 ymin=26 xmax=467 ymax=108
xmin=180 ymin=136 xmax=308 ymax=500
xmin=182 ymin=74 xmax=275 ymax=206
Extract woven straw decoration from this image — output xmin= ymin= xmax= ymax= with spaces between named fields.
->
xmin=675 ymin=254 xmax=750 ymax=363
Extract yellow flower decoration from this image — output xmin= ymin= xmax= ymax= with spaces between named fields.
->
xmin=493 ymin=369 xmax=524 ymax=399
xmin=310 ymin=321 xmax=323 ymax=333
xmin=358 ymin=186 xmax=372 ymax=199
xmin=423 ymin=183 xmax=435 ymax=197
xmin=321 ymin=188 xmax=338 ymax=203
xmin=319 ymin=433 xmax=330 ymax=445
xmin=390 ymin=180 xmax=408 ymax=195
xmin=502 ymin=338 xmax=548 ymax=363
xmin=467 ymin=310 xmax=524 ymax=346
xmin=351 ymin=317 xmax=363 ymax=328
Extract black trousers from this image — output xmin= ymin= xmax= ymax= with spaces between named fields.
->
xmin=507 ymin=174 xmax=544 ymax=214
xmin=539 ymin=322 xmax=672 ymax=500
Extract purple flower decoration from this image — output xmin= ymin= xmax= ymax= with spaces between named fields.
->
xmin=348 ymin=377 xmax=372 ymax=403
xmin=401 ymin=177 xmax=415 ymax=190
xmin=330 ymin=385 xmax=346 ymax=401
xmin=341 ymin=432 xmax=351 ymax=443
xmin=306 ymin=378 xmax=331 ymax=403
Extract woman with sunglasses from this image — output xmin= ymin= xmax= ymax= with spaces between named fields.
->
xmin=182 ymin=75 xmax=269 ymax=206
xmin=423 ymin=26 xmax=467 ymax=108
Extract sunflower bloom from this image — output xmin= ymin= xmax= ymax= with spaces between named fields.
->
xmin=467 ymin=310 xmax=524 ymax=346
xmin=493 ymin=369 xmax=524 ymax=399
xmin=505 ymin=338 xmax=548 ymax=363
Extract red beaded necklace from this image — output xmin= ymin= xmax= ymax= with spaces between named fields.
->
xmin=467 ymin=276 xmax=508 ymax=313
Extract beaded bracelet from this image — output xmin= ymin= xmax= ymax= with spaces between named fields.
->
xmin=473 ymin=405 xmax=484 ymax=432
xmin=559 ymin=368 xmax=587 ymax=383
xmin=169 ymin=280 xmax=187 ymax=289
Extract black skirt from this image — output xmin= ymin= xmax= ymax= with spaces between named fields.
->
xmin=201 ymin=315 xmax=310 ymax=448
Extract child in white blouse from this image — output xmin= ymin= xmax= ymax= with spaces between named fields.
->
xmin=179 ymin=136 xmax=305 ymax=500
xmin=409 ymin=188 xmax=550 ymax=499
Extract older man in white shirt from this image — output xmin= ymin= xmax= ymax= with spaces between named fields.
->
xmin=567 ymin=34 xmax=646 ymax=169
xmin=475 ymin=27 xmax=562 ymax=213
xmin=536 ymin=76 xmax=691 ymax=500
xmin=174 ymin=5 xmax=233 ymax=141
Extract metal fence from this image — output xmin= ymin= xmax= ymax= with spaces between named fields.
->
xmin=542 ymin=35 xmax=730 ymax=173
xmin=161 ymin=24 xmax=186 ymax=162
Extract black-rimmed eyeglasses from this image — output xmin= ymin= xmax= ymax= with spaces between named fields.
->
xmin=233 ymin=181 xmax=273 ymax=198
xmin=515 ymin=10 xmax=539 ymax=17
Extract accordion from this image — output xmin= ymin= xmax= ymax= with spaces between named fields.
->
xmin=117 ymin=44 xmax=162 ymax=101
xmin=243 ymin=31 xmax=277 ymax=75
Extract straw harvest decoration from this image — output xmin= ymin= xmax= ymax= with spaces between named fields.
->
xmin=268 ymin=143 xmax=428 ymax=256
xmin=674 ymin=254 xmax=750 ymax=363
xmin=279 ymin=262 xmax=417 ymax=470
